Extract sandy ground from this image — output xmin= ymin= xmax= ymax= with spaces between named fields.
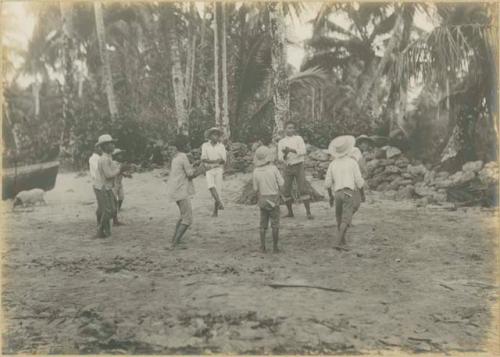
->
xmin=1 ymin=170 xmax=498 ymax=354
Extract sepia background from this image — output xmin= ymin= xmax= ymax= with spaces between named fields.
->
xmin=1 ymin=0 xmax=498 ymax=355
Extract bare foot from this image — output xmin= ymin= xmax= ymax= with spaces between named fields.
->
xmin=217 ymin=202 xmax=225 ymax=210
xmin=284 ymin=213 xmax=294 ymax=218
xmin=113 ymin=221 xmax=125 ymax=226
xmin=307 ymin=214 xmax=314 ymax=220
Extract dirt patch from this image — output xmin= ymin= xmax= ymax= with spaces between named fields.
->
xmin=1 ymin=171 xmax=498 ymax=354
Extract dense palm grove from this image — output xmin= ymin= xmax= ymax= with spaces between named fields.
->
xmin=2 ymin=2 xmax=497 ymax=170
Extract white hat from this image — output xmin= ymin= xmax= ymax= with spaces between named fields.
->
xmin=254 ymin=146 xmax=272 ymax=167
xmin=328 ymin=135 xmax=356 ymax=158
xmin=95 ymin=134 xmax=116 ymax=147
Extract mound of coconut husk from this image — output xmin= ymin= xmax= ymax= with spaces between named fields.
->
xmin=236 ymin=178 xmax=324 ymax=205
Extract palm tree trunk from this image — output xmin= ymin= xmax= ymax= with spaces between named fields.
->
xmin=269 ymin=2 xmax=289 ymax=136
xmin=221 ymin=2 xmax=230 ymax=139
xmin=94 ymin=2 xmax=118 ymax=120
xmin=213 ymin=1 xmax=221 ymax=128
xmin=33 ymin=76 xmax=41 ymax=118
xmin=358 ymin=10 xmax=403 ymax=106
xmin=185 ymin=3 xmax=197 ymax=112
xmin=59 ymin=2 xmax=76 ymax=161
xmin=165 ymin=4 xmax=189 ymax=135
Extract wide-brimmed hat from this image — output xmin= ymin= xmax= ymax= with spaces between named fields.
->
xmin=254 ymin=146 xmax=272 ymax=167
xmin=328 ymin=135 xmax=356 ymax=158
xmin=204 ymin=127 xmax=223 ymax=139
xmin=95 ymin=134 xmax=117 ymax=147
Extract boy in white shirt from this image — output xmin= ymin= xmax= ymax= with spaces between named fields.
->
xmin=201 ymin=127 xmax=226 ymax=217
xmin=325 ymin=136 xmax=366 ymax=249
xmin=277 ymin=122 xmax=313 ymax=219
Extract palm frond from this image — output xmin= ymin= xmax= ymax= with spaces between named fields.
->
xmin=289 ymin=66 xmax=328 ymax=89
xmin=395 ymin=23 xmax=492 ymax=87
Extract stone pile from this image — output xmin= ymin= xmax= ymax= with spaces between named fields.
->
xmin=305 ymin=144 xmax=498 ymax=206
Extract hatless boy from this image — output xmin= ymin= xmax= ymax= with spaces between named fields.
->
xmin=201 ymin=127 xmax=226 ymax=217
xmin=167 ymin=134 xmax=201 ymax=248
xmin=277 ymin=121 xmax=313 ymax=219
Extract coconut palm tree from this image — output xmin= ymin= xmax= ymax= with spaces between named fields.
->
xmin=165 ymin=4 xmax=189 ymax=135
xmin=93 ymin=2 xmax=118 ymax=119
xmin=396 ymin=3 xmax=497 ymax=165
xmin=220 ymin=2 xmax=230 ymax=139
xmin=268 ymin=1 xmax=289 ymax=135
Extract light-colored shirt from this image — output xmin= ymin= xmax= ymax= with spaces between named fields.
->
xmin=94 ymin=153 xmax=120 ymax=190
xmin=253 ymin=164 xmax=284 ymax=196
xmin=89 ymin=153 xmax=100 ymax=183
xmin=324 ymin=156 xmax=365 ymax=192
xmin=201 ymin=142 xmax=227 ymax=170
xmin=167 ymin=152 xmax=195 ymax=201
xmin=278 ymin=135 xmax=306 ymax=165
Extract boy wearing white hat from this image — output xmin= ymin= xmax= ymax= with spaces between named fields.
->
xmin=201 ymin=127 xmax=226 ymax=217
xmin=93 ymin=134 xmax=127 ymax=238
xmin=325 ymin=135 xmax=366 ymax=248
xmin=253 ymin=146 xmax=284 ymax=253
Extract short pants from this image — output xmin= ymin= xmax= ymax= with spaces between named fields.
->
xmin=176 ymin=199 xmax=193 ymax=226
xmin=258 ymin=194 xmax=280 ymax=230
xmin=206 ymin=167 xmax=223 ymax=194
xmin=334 ymin=188 xmax=361 ymax=225
xmin=282 ymin=162 xmax=310 ymax=202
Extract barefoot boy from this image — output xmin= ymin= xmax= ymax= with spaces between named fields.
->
xmin=253 ymin=146 xmax=284 ymax=253
xmin=325 ymin=136 xmax=366 ymax=248
xmin=111 ymin=148 xmax=131 ymax=226
xmin=167 ymin=134 xmax=201 ymax=247
xmin=201 ymin=127 xmax=226 ymax=217
xmin=94 ymin=134 xmax=126 ymax=238
xmin=89 ymin=145 xmax=102 ymax=225
xmin=277 ymin=121 xmax=313 ymax=219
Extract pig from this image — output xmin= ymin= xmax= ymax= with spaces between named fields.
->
xmin=12 ymin=188 xmax=47 ymax=210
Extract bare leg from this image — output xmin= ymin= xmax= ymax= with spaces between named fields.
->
xmin=272 ymin=227 xmax=280 ymax=253
xmin=303 ymin=200 xmax=313 ymax=219
xmin=209 ymin=187 xmax=223 ymax=217
xmin=259 ymin=229 xmax=267 ymax=253
xmin=285 ymin=201 xmax=294 ymax=218
xmin=171 ymin=219 xmax=182 ymax=246
xmin=172 ymin=224 xmax=189 ymax=247
xmin=338 ymin=222 xmax=349 ymax=246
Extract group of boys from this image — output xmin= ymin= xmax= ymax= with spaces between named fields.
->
xmin=165 ymin=121 xmax=366 ymax=252
xmin=89 ymin=134 xmax=130 ymax=238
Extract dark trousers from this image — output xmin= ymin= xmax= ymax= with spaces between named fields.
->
xmin=94 ymin=188 xmax=116 ymax=237
xmin=282 ymin=162 xmax=310 ymax=202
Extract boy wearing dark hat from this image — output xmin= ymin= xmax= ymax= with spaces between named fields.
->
xmin=201 ymin=127 xmax=226 ymax=217
xmin=325 ymin=135 xmax=366 ymax=249
xmin=253 ymin=146 xmax=284 ymax=253
xmin=166 ymin=134 xmax=201 ymax=247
